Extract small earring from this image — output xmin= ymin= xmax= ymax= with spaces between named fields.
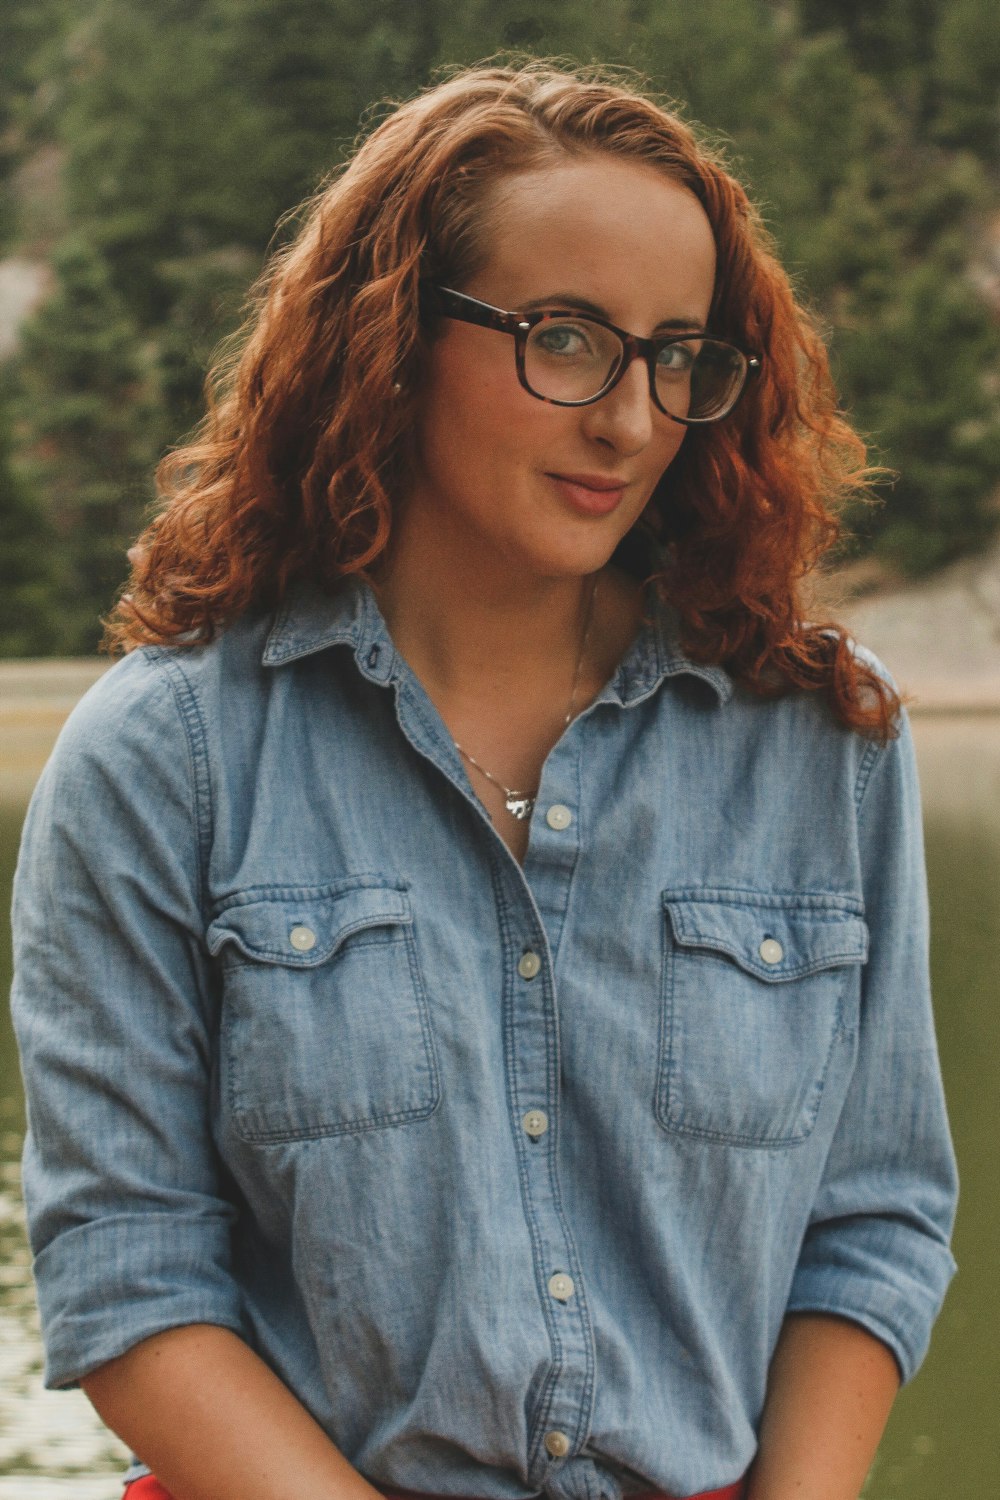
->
xmin=392 ymin=381 xmax=403 ymax=395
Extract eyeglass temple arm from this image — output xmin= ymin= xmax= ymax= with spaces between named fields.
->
xmin=419 ymin=283 xmax=522 ymax=334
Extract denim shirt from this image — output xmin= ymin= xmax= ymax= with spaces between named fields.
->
xmin=11 ymin=579 xmax=957 ymax=1500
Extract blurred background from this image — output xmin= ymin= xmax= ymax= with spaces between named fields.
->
xmin=0 ymin=0 xmax=998 ymax=1495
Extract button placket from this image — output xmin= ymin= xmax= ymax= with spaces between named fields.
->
xmin=495 ymin=850 xmax=593 ymax=1488
xmin=382 ymin=637 xmax=592 ymax=1476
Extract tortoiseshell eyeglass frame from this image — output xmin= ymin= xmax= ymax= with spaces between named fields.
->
xmin=419 ymin=282 xmax=762 ymax=425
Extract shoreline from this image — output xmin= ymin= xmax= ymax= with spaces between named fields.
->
xmin=2 ymin=657 xmax=999 ymax=807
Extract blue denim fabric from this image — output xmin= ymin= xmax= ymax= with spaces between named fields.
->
xmin=10 ymin=579 xmax=957 ymax=1500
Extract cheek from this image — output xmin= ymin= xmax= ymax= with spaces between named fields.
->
xmin=651 ymin=423 xmax=687 ymax=479
xmin=423 ymin=345 xmax=551 ymax=465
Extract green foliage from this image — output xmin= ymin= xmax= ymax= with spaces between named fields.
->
xmin=59 ymin=1 xmax=267 ymax=326
xmin=0 ymin=376 xmax=59 ymax=656
xmin=740 ymin=35 xmax=1000 ymax=572
xmin=14 ymin=237 xmax=162 ymax=652
xmin=0 ymin=0 xmax=70 ymax=248
xmin=931 ymin=0 xmax=1000 ymax=161
xmin=807 ymin=141 xmax=1000 ymax=571
xmin=2 ymin=0 xmax=999 ymax=651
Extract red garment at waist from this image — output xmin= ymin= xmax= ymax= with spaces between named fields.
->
xmin=124 ymin=1477 xmax=747 ymax=1500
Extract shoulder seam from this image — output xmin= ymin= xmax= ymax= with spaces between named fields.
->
xmin=144 ymin=650 xmax=214 ymax=912
xmin=853 ymin=735 xmax=884 ymax=815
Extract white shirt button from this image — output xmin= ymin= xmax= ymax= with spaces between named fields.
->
xmin=545 ymin=803 xmax=573 ymax=831
xmin=548 ymin=1272 xmax=575 ymax=1301
xmin=289 ymin=925 xmax=317 ymax=952
xmin=517 ymin=951 xmax=542 ymax=980
xmin=544 ymin=1430 xmax=571 ymax=1458
xmin=759 ymin=937 xmax=784 ymax=965
xmin=522 ymin=1109 xmax=549 ymax=1138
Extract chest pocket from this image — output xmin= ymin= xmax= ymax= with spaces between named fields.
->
xmin=207 ymin=879 xmax=440 ymax=1143
xmin=658 ymin=889 xmax=868 ymax=1147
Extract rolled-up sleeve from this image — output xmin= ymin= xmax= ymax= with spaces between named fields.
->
xmin=10 ymin=651 xmax=243 ymax=1388
xmin=786 ymin=706 xmax=959 ymax=1381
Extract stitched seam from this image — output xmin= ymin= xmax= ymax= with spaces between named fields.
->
xmin=223 ymin=927 xmax=410 ymax=971
xmin=213 ymin=875 xmax=409 ymax=908
xmin=664 ymin=940 xmax=868 ymax=980
xmin=234 ymin=1098 xmax=440 ymax=1144
xmin=854 ymin=735 xmax=883 ymax=814
xmin=662 ymin=886 xmax=865 ymax=914
xmin=146 ymin=650 xmax=214 ymax=916
xmin=655 ymin=911 xmax=678 ymax=1132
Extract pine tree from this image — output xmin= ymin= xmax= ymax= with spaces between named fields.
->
xmin=755 ymin=30 xmax=1000 ymax=572
xmin=931 ymin=0 xmax=1000 ymax=162
xmin=0 ymin=375 xmax=60 ymax=655
xmin=0 ymin=0 xmax=69 ymax=248
xmin=15 ymin=237 xmax=162 ymax=651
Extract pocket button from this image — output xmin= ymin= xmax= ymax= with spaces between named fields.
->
xmin=289 ymin=925 xmax=317 ymax=952
xmin=759 ymin=937 xmax=784 ymax=965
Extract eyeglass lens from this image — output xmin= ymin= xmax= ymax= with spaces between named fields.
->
xmin=524 ymin=318 xmax=746 ymax=420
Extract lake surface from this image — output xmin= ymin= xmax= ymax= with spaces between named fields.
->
xmin=0 ymin=714 xmax=997 ymax=1498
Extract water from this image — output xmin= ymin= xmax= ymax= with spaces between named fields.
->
xmin=0 ymin=717 xmax=997 ymax=1497
xmin=0 ymin=801 xmax=130 ymax=1498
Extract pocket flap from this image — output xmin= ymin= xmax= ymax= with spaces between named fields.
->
xmin=207 ymin=880 xmax=412 ymax=967
xmin=662 ymin=890 xmax=868 ymax=981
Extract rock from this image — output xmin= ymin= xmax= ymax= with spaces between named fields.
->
xmin=838 ymin=538 xmax=1000 ymax=712
xmin=0 ymin=257 xmax=50 ymax=360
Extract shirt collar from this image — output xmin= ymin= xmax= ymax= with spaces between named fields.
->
xmin=619 ymin=601 xmax=733 ymax=705
xmin=262 ymin=577 xmax=397 ymax=685
xmin=261 ymin=577 xmax=732 ymax=704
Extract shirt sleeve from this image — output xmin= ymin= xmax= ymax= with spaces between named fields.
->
xmin=10 ymin=650 xmax=244 ymax=1388
xmin=785 ymin=705 xmax=959 ymax=1382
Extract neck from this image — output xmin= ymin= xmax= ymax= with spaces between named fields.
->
xmin=374 ymin=528 xmax=596 ymax=703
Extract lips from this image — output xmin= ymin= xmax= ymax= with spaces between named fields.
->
xmin=550 ymin=471 xmax=628 ymax=491
xmin=546 ymin=470 xmax=629 ymax=516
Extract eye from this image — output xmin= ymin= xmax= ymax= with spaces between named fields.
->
xmin=656 ymin=340 xmax=698 ymax=374
xmin=532 ymin=321 xmax=597 ymax=359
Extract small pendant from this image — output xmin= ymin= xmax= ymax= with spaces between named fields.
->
xmin=505 ymin=794 xmax=534 ymax=821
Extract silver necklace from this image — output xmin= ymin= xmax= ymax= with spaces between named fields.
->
xmin=454 ymin=576 xmax=599 ymax=822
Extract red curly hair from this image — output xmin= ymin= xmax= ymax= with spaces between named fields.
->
xmin=107 ymin=61 xmax=898 ymax=739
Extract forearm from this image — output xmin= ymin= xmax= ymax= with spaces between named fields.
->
xmin=81 ymin=1323 xmax=384 ymax=1500
xmin=747 ymin=1312 xmax=901 ymax=1500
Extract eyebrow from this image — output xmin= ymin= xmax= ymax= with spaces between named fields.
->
xmin=516 ymin=292 xmax=707 ymax=333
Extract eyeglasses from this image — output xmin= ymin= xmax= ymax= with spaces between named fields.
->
xmin=420 ymin=283 xmax=761 ymax=425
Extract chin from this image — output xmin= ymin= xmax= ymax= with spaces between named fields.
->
xmin=518 ymin=536 xmax=629 ymax=583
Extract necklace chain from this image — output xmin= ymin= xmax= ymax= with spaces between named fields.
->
xmin=454 ymin=575 xmax=599 ymax=822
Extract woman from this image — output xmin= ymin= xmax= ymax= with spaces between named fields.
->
xmin=11 ymin=61 xmax=957 ymax=1500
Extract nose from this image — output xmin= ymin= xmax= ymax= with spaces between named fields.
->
xmin=580 ymin=352 xmax=655 ymax=455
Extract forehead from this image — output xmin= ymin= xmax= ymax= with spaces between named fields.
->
xmin=467 ymin=154 xmax=717 ymax=315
